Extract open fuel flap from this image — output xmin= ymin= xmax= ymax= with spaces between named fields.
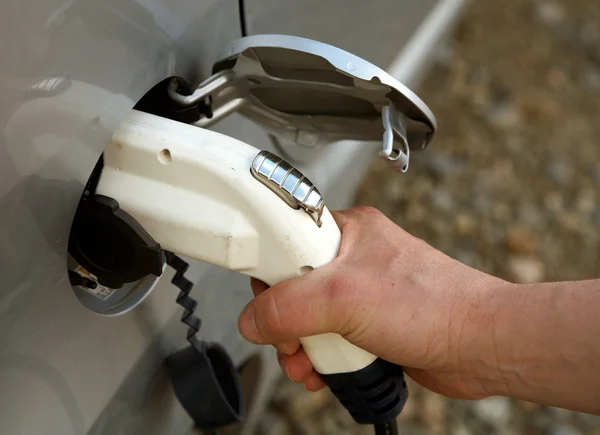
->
xmin=170 ymin=34 xmax=436 ymax=172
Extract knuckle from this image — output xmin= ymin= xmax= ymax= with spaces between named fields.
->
xmin=356 ymin=205 xmax=382 ymax=218
xmin=325 ymin=272 xmax=352 ymax=301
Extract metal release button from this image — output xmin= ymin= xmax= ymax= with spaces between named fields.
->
xmin=250 ymin=151 xmax=324 ymax=227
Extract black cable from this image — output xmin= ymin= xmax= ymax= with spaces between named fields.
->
xmin=374 ymin=420 xmax=398 ymax=435
xmin=164 ymin=251 xmax=204 ymax=350
xmin=237 ymin=0 xmax=248 ymax=37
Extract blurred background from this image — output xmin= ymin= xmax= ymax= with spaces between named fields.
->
xmin=257 ymin=0 xmax=600 ymax=434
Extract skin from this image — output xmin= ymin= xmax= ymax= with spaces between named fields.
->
xmin=238 ymin=206 xmax=600 ymax=414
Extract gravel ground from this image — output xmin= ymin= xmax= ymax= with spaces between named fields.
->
xmin=257 ymin=1 xmax=600 ymax=434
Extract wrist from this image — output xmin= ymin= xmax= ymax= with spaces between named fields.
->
xmin=453 ymin=274 xmax=517 ymax=398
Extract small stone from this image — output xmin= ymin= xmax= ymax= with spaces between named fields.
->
xmin=518 ymin=203 xmax=543 ymax=227
xmin=321 ymin=415 xmax=342 ymax=435
xmin=384 ymin=181 xmax=405 ymax=201
xmin=487 ymin=103 xmax=521 ymax=130
xmin=573 ymin=411 xmax=600 ymax=430
xmin=549 ymin=406 xmax=575 ymax=421
xmin=583 ymin=69 xmax=600 ymax=91
xmin=492 ymin=202 xmax=511 ymax=221
xmin=520 ymin=401 xmax=542 ymax=413
xmin=453 ymin=424 xmax=473 ymax=435
xmin=395 ymin=422 xmax=428 ymax=435
xmin=544 ymin=192 xmax=564 ymax=212
xmin=505 ymin=226 xmax=537 ymax=254
xmin=427 ymin=190 xmax=455 ymax=213
xmin=256 ymin=411 xmax=289 ymax=435
xmin=287 ymin=387 xmax=331 ymax=419
xmin=423 ymin=150 xmax=466 ymax=179
xmin=507 ymin=255 xmax=545 ymax=283
xmin=473 ymin=195 xmax=492 ymax=215
xmin=559 ymin=213 xmax=584 ymax=233
xmin=421 ymin=392 xmax=447 ymax=430
xmin=456 ymin=214 xmax=477 ymax=235
xmin=592 ymin=207 xmax=600 ymax=230
xmin=575 ymin=190 xmax=596 ymax=215
xmin=580 ymin=21 xmax=600 ymax=46
xmin=535 ymin=1 xmax=566 ymax=26
xmin=545 ymin=159 xmax=571 ymax=187
xmin=473 ymin=396 xmax=512 ymax=426
xmin=593 ymin=163 xmax=600 ymax=183
xmin=546 ymin=68 xmax=568 ymax=90
xmin=406 ymin=201 xmax=428 ymax=222
xmin=549 ymin=424 xmax=583 ymax=435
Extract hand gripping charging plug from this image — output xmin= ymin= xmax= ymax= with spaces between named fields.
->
xmin=92 ymin=110 xmax=408 ymax=430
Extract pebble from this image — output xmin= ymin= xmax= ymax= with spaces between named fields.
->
xmin=546 ymin=69 xmax=568 ymax=90
xmin=453 ymin=424 xmax=473 ymax=435
xmin=572 ymin=412 xmax=600 ymax=431
xmin=505 ymin=226 xmax=537 ymax=254
xmin=473 ymin=195 xmax=492 ymax=215
xmin=256 ymin=411 xmax=289 ymax=435
xmin=421 ymin=392 xmax=447 ymax=430
xmin=583 ymin=68 xmax=600 ymax=91
xmin=518 ymin=203 xmax=543 ymax=227
xmin=384 ymin=181 xmax=405 ymax=201
xmin=544 ymin=192 xmax=564 ymax=212
xmin=522 ymin=401 xmax=542 ymax=412
xmin=545 ymin=159 xmax=572 ymax=187
xmin=492 ymin=202 xmax=512 ymax=221
xmin=575 ymin=190 xmax=595 ymax=215
xmin=549 ymin=425 xmax=583 ymax=435
xmin=406 ymin=201 xmax=428 ymax=222
xmin=473 ymin=396 xmax=513 ymax=426
xmin=579 ymin=21 xmax=600 ymax=46
xmin=427 ymin=190 xmax=455 ymax=213
xmin=487 ymin=103 xmax=521 ymax=130
xmin=287 ymin=387 xmax=331 ymax=420
xmin=455 ymin=214 xmax=477 ymax=235
xmin=592 ymin=208 xmax=600 ymax=230
xmin=507 ymin=255 xmax=546 ymax=283
xmin=558 ymin=213 xmax=584 ymax=233
xmin=423 ymin=150 xmax=465 ymax=179
xmin=535 ymin=1 xmax=566 ymax=26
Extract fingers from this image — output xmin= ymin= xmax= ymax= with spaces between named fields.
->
xmin=303 ymin=372 xmax=326 ymax=391
xmin=250 ymin=278 xmax=269 ymax=296
xmin=274 ymin=339 xmax=301 ymax=356
xmin=249 ymin=279 xmax=301 ymax=355
xmin=278 ymin=348 xmax=313 ymax=382
xmin=277 ymin=349 xmax=326 ymax=391
xmin=238 ymin=268 xmax=352 ymax=344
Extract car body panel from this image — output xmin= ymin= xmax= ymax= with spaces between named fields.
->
xmin=244 ymin=0 xmax=439 ymax=69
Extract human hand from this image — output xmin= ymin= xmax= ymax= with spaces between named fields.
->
xmin=238 ymin=206 xmax=509 ymax=399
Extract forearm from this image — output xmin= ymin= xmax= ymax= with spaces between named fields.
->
xmin=480 ymin=279 xmax=600 ymax=413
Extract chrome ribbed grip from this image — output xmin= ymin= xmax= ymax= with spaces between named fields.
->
xmin=250 ymin=151 xmax=324 ymax=227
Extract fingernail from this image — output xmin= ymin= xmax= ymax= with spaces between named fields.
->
xmin=239 ymin=305 xmax=262 ymax=343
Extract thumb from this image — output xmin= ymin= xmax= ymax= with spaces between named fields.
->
xmin=238 ymin=267 xmax=351 ymax=344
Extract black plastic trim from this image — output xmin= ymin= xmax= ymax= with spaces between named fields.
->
xmin=321 ymin=358 xmax=408 ymax=425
